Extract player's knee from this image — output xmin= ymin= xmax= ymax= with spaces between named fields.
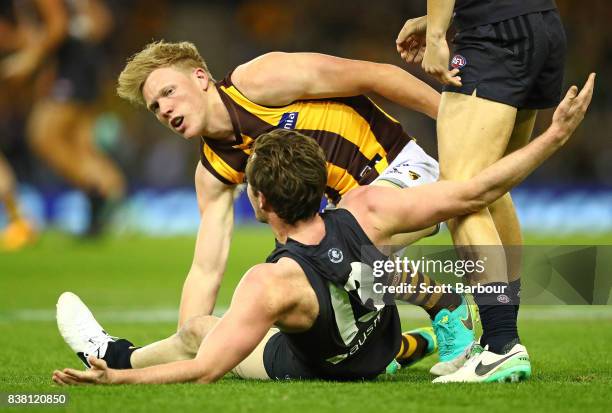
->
xmin=178 ymin=315 xmax=218 ymax=353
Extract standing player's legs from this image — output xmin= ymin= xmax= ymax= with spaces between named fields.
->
xmin=437 ymin=91 xmax=519 ymax=354
xmin=434 ymin=10 xmax=565 ymax=382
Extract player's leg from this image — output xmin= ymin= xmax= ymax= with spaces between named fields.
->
xmin=28 ymin=100 xmax=124 ymax=235
xmin=28 ymin=101 xmax=100 ymax=191
xmin=57 ymin=292 xmax=277 ymax=380
xmin=57 ymin=292 xmax=218 ymax=369
xmin=133 ymin=315 xmax=275 ymax=380
xmin=488 ymin=110 xmax=537 ymax=324
xmin=71 ymin=106 xmax=126 ymax=235
xmin=395 ymin=327 xmax=438 ymax=367
xmin=129 ymin=316 xmax=221 ymax=368
xmin=72 ymin=106 xmax=126 ymax=200
xmin=438 ymin=91 xmax=518 ymax=355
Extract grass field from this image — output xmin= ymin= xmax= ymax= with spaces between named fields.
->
xmin=1 ymin=229 xmax=611 ymax=412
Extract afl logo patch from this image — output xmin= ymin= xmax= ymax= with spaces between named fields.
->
xmin=497 ymin=294 xmax=511 ymax=304
xmin=451 ymin=54 xmax=467 ymax=69
xmin=328 ymin=248 xmax=344 ymax=264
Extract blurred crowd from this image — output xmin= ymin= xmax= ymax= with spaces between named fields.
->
xmin=1 ymin=0 xmax=610 ymax=197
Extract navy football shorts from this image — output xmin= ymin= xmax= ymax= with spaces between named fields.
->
xmin=263 ymin=332 xmax=319 ymax=380
xmin=445 ymin=10 xmax=567 ymax=109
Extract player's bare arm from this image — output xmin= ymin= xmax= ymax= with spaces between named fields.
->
xmin=53 ymin=260 xmax=310 ymax=385
xmin=177 ymin=163 xmax=236 ymax=326
xmin=232 ymin=51 xmax=440 ymax=119
xmin=344 ymin=74 xmax=596 ymax=244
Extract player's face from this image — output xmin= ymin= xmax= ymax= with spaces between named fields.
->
xmin=247 ymin=183 xmax=267 ymax=223
xmin=142 ymin=67 xmax=208 ymax=139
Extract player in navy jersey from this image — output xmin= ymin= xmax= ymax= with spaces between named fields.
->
xmin=52 ymin=76 xmax=594 ymax=384
xmin=397 ymin=0 xmax=572 ymax=381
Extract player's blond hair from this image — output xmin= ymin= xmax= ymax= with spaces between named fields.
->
xmin=117 ymin=40 xmax=214 ymax=107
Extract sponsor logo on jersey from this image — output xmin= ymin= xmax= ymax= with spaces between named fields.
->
xmin=328 ymin=248 xmax=344 ymax=264
xmin=451 ymin=54 xmax=467 ymax=69
xmin=278 ymin=112 xmax=299 ymax=130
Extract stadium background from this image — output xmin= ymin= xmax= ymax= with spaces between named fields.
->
xmin=0 ymin=0 xmax=610 ymax=234
xmin=1 ymin=1 xmax=611 ymax=411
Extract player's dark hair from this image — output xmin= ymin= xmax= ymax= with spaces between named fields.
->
xmin=246 ymin=129 xmax=327 ymax=225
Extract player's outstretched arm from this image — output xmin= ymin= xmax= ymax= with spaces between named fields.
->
xmin=53 ymin=264 xmax=289 ymax=385
xmin=177 ymin=163 xmax=236 ymax=328
xmin=347 ymin=74 xmax=596 ymax=244
xmin=232 ymin=52 xmax=440 ymax=119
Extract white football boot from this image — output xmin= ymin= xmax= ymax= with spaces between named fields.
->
xmin=56 ymin=292 xmax=115 ymax=368
xmin=433 ymin=340 xmax=531 ymax=383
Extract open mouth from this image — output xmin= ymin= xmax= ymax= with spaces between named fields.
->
xmin=170 ymin=116 xmax=184 ymax=130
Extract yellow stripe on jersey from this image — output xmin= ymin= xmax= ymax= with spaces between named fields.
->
xmin=219 ymin=85 xmax=389 ymax=161
xmin=327 ymin=163 xmax=360 ymax=196
xmin=203 ymin=143 xmax=244 ymax=183
xmin=374 ymin=157 xmax=389 ymax=174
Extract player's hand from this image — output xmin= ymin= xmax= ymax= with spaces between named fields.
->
xmin=421 ymin=38 xmax=462 ymax=87
xmin=52 ymin=356 xmax=115 ymax=385
xmin=396 ymin=16 xmax=427 ymax=64
xmin=549 ymin=73 xmax=596 ymax=145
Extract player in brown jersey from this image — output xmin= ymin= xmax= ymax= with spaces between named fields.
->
xmin=116 ymin=40 xmax=480 ymax=371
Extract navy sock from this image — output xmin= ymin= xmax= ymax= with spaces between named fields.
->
xmin=473 ymin=282 xmax=519 ymax=354
xmin=508 ymin=279 xmax=521 ymax=322
xmin=103 ymin=339 xmax=137 ymax=369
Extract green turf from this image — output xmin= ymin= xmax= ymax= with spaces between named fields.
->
xmin=1 ymin=229 xmax=611 ymax=412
